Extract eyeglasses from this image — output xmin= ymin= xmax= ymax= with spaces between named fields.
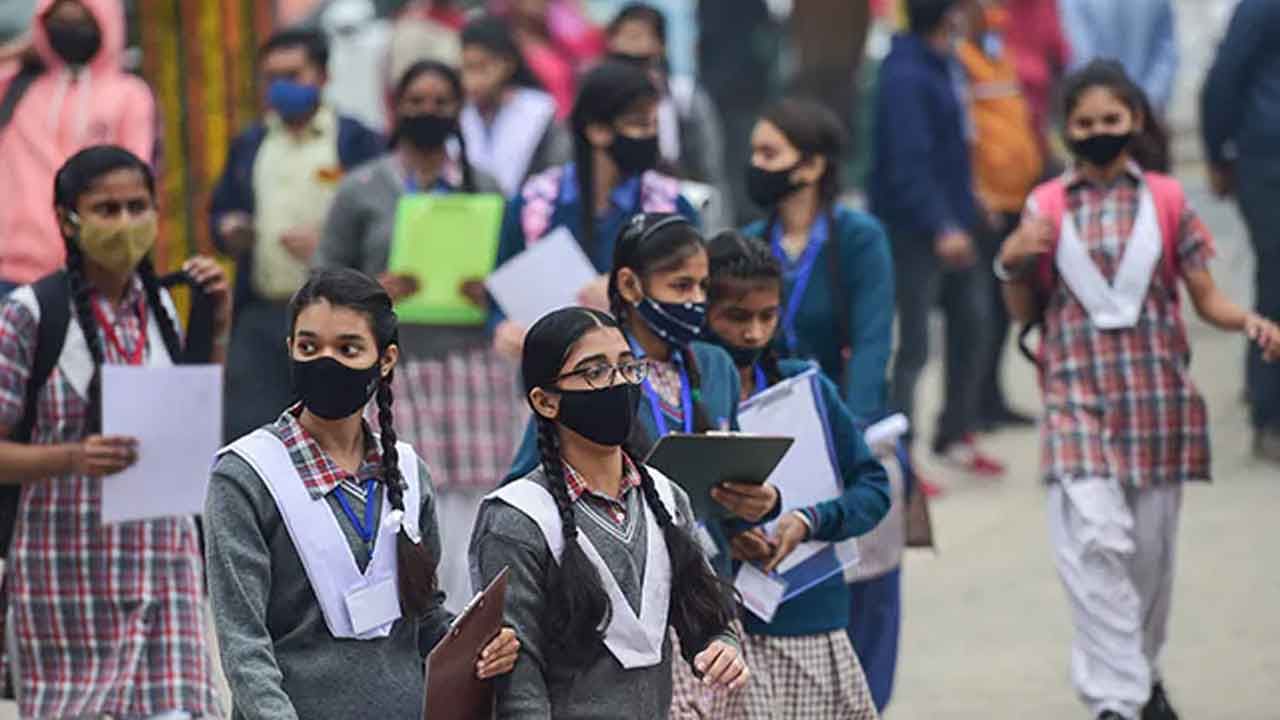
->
xmin=553 ymin=360 xmax=650 ymax=390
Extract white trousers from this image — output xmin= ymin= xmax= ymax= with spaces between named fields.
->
xmin=436 ymin=487 xmax=489 ymax=613
xmin=1047 ymin=478 xmax=1182 ymax=720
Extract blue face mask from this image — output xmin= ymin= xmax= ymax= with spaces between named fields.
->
xmin=635 ymin=298 xmax=706 ymax=348
xmin=268 ymin=80 xmax=320 ymax=123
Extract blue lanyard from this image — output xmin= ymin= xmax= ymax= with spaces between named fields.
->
xmin=750 ymin=364 xmax=768 ymax=399
xmin=628 ymin=334 xmax=694 ymax=436
xmin=769 ymin=214 xmax=829 ymax=353
xmin=335 ymin=479 xmax=379 ymax=544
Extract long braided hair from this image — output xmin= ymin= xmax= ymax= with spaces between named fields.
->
xmin=706 ymin=230 xmax=786 ymax=387
xmin=568 ymin=61 xmax=658 ymax=254
xmin=522 ymin=307 xmax=737 ymax=665
xmin=392 ymin=60 xmax=477 ymax=193
xmin=287 ymin=269 xmax=438 ymax=615
xmin=53 ymin=146 xmax=184 ymax=433
xmin=607 ymin=212 xmax=714 ymax=434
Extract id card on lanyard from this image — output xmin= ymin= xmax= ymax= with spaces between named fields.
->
xmin=770 ymin=214 xmax=829 ymax=354
xmin=627 ymin=334 xmax=694 ymax=436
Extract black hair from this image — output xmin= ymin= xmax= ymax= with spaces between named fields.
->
xmin=607 ymin=3 xmax=667 ymax=45
xmin=521 ymin=306 xmax=737 ymax=665
xmin=287 ymin=268 xmax=438 ymax=616
xmin=260 ymin=28 xmax=329 ymax=70
xmin=391 ymin=60 xmax=477 ymax=192
xmin=759 ymin=97 xmax=846 ymax=207
xmin=1061 ymin=59 xmax=1171 ymax=173
xmin=706 ymin=231 xmax=785 ymax=386
xmin=606 ymin=212 xmax=715 ymax=433
xmin=569 ymin=61 xmax=659 ymax=252
xmin=52 ymin=145 xmax=182 ymax=433
xmin=906 ymin=0 xmax=960 ymax=35
xmin=460 ymin=15 xmax=542 ymax=90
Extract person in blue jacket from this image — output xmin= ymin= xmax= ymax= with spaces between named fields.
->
xmin=504 ymin=213 xmax=779 ymax=718
xmin=210 ymin=28 xmax=384 ymax=442
xmin=741 ymin=96 xmax=902 ymax=712
xmin=705 ymin=230 xmax=888 ymax=719
xmin=488 ymin=60 xmax=700 ymax=360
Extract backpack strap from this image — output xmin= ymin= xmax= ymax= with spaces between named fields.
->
xmin=1142 ymin=171 xmax=1188 ymax=292
xmin=1030 ymin=177 xmax=1067 ymax=295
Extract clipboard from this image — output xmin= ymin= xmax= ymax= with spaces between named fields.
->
xmin=423 ymin=567 xmax=510 ymax=720
xmin=643 ymin=434 xmax=793 ymax=521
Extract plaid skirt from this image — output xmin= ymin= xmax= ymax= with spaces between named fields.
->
xmin=669 ymin=620 xmax=772 ymax=720
xmin=377 ymin=346 xmax=527 ymax=491
xmin=739 ymin=631 xmax=879 ymax=720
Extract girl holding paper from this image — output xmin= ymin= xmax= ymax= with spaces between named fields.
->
xmin=489 ymin=59 xmax=700 ymax=359
xmin=205 ymin=268 xmax=520 ymax=719
xmin=459 ymin=15 xmax=572 ymax=198
xmin=0 ymin=146 xmax=229 ymax=718
xmin=998 ymin=61 xmax=1280 ymax=720
xmin=316 ymin=60 xmax=521 ymax=610
xmin=705 ymin=231 xmax=888 ymax=720
xmin=471 ymin=306 xmax=747 ymax=718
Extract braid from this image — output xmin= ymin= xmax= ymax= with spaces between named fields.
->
xmin=574 ymin=140 xmax=595 ymax=253
xmin=376 ymin=374 xmax=438 ymax=616
xmin=65 ymin=240 xmax=105 ymax=433
xmin=678 ymin=345 xmax=715 ymax=432
xmin=627 ymin=453 xmax=737 ymax=655
xmin=760 ymin=345 xmax=785 ymax=387
xmin=535 ymin=415 xmax=611 ymax=664
xmin=453 ymin=128 xmax=477 ymax=193
xmin=136 ymin=256 xmax=184 ymax=362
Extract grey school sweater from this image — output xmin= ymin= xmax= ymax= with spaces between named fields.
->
xmin=204 ymin=442 xmax=451 ymax=720
xmin=469 ymin=466 xmax=735 ymax=720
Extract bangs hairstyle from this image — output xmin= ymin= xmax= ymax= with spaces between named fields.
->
xmin=521 ymin=306 xmax=737 ymax=665
xmin=1061 ymin=59 xmax=1170 ymax=173
xmin=288 ymin=268 xmax=439 ymax=618
xmin=760 ymin=98 xmax=846 ymax=206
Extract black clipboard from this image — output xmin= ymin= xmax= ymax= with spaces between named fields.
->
xmin=644 ymin=433 xmax=794 ymax=521
xmin=423 ymin=566 xmax=510 ymax=720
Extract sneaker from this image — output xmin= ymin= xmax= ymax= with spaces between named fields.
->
xmin=1142 ymin=682 xmax=1180 ymax=720
xmin=934 ymin=434 xmax=1007 ymax=478
xmin=1254 ymin=428 xmax=1280 ymax=464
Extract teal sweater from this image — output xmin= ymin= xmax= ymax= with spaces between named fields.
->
xmin=741 ymin=359 xmax=891 ymax=637
xmin=743 ymin=205 xmax=895 ymax=419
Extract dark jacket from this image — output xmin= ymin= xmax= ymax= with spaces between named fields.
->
xmin=209 ymin=114 xmax=384 ymax=314
xmin=1201 ymin=0 xmax=1280 ymax=166
xmin=868 ymin=33 xmax=978 ymax=240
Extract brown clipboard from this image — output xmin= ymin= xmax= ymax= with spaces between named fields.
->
xmin=423 ymin=566 xmax=510 ymax=720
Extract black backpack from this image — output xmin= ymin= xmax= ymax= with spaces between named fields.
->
xmin=0 ymin=271 xmax=215 ymax=558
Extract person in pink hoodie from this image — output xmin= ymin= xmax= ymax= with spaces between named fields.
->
xmin=0 ymin=0 xmax=155 ymax=293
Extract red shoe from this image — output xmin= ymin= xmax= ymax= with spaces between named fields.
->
xmin=936 ymin=434 xmax=1007 ymax=478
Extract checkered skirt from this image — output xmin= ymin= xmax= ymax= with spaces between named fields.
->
xmin=738 ymin=631 xmax=879 ymax=720
xmin=380 ymin=346 xmax=526 ymax=490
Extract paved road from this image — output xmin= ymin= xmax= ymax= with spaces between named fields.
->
xmin=890 ymin=170 xmax=1278 ymax=719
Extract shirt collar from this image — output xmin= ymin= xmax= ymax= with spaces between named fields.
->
xmin=1064 ymin=159 xmax=1145 ymax=190
xmin=265 ymin=105 xmax=336 ymax=138
xmin=274 ymin=404 xmax=383 ymax=499
xmin=89 ymin=275 xmax=146 ymax=312
xmin=559 ymin=163 xmax=642 ymax=213
xmin=562 ymin=454 xmax=643 ymax=505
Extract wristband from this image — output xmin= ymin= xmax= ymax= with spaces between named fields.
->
xmin=992 ymin=254 xmax=1030 ymax=283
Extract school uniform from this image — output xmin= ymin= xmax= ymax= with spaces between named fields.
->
xmin=316 ymin=154 xmax=519 ymax=611
xmin=1030 ymin=163 xmax=1212 ymax=719
xmin=460 ymin=88 xmax=573 ymax=198
xmin=741 ymin=205 xmax=895 ymax=419
xmin=205 ymin=407 xmax=451 ymax=720
xmin=0 ymin=278 xmax=220 ymax=718
xmin=736 ymin=360 xmax=888 ymax=720
xmin=490 ymin=163 xmax=700 ymax=325
xmin=471 ymin=458 xmax=731 ymax=719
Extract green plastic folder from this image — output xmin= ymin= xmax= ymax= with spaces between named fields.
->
xmin=387 ymin=193 xmax=504 ymax=326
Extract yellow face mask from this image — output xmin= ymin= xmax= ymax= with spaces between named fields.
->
xmin=74 ymin=213 xmax=158 ymax=274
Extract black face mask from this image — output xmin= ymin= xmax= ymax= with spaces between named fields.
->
xmin=554 ymin=382 xmax=641 ymax=447
xmin=705 ymin=328 xmax=766 ymax=368
xmin=746 ymin=162 xmax=805 ymax=208
xmin=608 ymin=133 xmax=660 ymax=176
xmin=398 ymin=113 xmax=456 ymax=150
xmin=1067 ymin=131 xmax=1133 ymax=167
xmin=291 ymin=356 xmax=382 ymax=421
xmin=46 ymin=22 xmax=102 ymax=66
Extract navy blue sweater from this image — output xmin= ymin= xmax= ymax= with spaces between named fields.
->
xmin=1201 ymin=0 xmax=1280 ymax=165
xmin=868 ymin=33 xmax=978 ymax=239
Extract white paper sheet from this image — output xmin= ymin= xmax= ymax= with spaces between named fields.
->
xmin=735 ymin=563 xmax=787 ymax=624
xmin=100 ymin=365 xmax=223 ymax=524
xmin=485 ymin=226 xmax=599 ymax=328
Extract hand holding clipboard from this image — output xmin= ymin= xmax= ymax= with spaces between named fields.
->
xmin=423 ymin=567 xmax=519 ymax=720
